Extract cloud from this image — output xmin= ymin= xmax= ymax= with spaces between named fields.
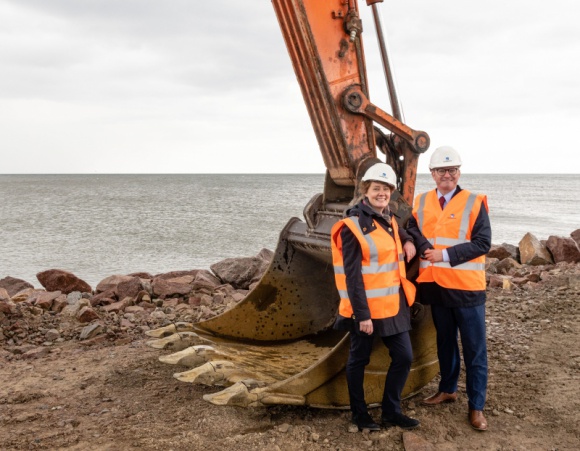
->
xmin=0 ymin=0 xmax=578 ymax=174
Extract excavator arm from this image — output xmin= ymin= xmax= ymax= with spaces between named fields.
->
xmin=146 ymin=0 xmax=438 ymax=408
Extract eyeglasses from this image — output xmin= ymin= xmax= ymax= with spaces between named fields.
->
xmin=433 ymin=167 xmax=459 ymax=176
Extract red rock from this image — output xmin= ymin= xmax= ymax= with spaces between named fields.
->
xmin=95 ymin=275 xmax=133 ymax=294
xmin=22 ymin=347 xmax=50 ymax=359
xmin=154 ymin=270 xmax=199 ymax=280
xmin=152 ymin=277 xmax=192 ymax=297
xmin=0 ymin=287 xmax=10 ymax=301
xmin=546 ymin=235 xmax=580 ymax=263
xmin=0 ymin=276 xmax=34 ymax=297
xmin=36 ymin=270 xmax=92 ymax=294
xmin=51 ymin=294 xmax=68 ymax=313
xmin=162 ymin=298 xmax=179 ymax=308
xmin=191 ymin=270 xmax=221 ymax=291
xmin=91 ymin=290 xmax=116 ymax=306
xmin=102 ymin=298 xmax=131 ymax=313
xmin=116 ymin=277 xmax=143 ymax=301
xmin=571 ymin=229 xmax=580 ymax=247
xmin=76 ymin=306 xmax=100 ymax=323
xmin=0 ymin=298 xmax=16 ymax=314
xmin=34 ymin=291 xmax=62 ymax=310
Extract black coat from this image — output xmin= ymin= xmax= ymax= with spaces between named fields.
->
xmin=333 ymin=200 xmax=413 ymax=337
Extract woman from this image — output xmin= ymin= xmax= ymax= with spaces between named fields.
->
xmin=330 ymin=162 xmax=420 ymax=431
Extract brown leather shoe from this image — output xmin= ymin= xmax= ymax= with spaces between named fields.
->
xmin=468 ymin=409 xmax=488 ymax=431
xmin=421 ymin=391 xmax=457 ymax=406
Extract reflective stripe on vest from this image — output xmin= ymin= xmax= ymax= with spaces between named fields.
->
xmin=413 ymin=189 xmax=487 ymax=291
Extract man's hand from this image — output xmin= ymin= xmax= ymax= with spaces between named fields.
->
xmin=403 ymin=241 xmax=416 ymax=262
xmin=359 ymin=319 xmax=373 ymax=335
xmin=423 ymin=248 xmax=444 ymax=263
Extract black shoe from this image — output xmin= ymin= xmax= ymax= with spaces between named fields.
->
xmin=352 ymin=413 xmax=381 ymax=431
xmin=381 ymin=412 xmax=420 ymax=430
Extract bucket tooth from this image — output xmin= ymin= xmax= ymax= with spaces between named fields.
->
xmin=146 ymin=332 xmax=209 ymax=351
xmin=202 ymin=380 xmax=265 ymax=407
xmin=145 ymin=322 xmax=194 ymax=338
xmin=159 ymin=345 xmax=225 ymax=367
xmin=174 ymin=360 xmax=255 ymax=386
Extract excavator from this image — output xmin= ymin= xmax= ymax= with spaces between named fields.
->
xmin=146 ymin=0 xmax=438 ymax=408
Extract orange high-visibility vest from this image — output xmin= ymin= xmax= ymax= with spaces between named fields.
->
xmin=331 ymin=216 xmax=416 ymax=319
xmin=412 ymin=189 xmax=488 ymax=291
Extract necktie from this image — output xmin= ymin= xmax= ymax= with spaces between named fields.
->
xmin=439 ymin=196 xmax=445 ymax=209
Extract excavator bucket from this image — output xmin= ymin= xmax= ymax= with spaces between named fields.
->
xmin=146 ymin=0 xmax=438 ymax=408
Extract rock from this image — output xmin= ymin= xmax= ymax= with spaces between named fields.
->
xmin=127 ymin=272 xmax=154 ymax=279
xmin=495 ymin=257 xmax=522 ymax=275
xmin=79 ymin=322 xmax=104 ymax=340
xmin=402 ymin=432 xmax=436 ymax=451
xmin=91 ymin=290 xmax=116 ymax=306
xmin=152 ymin=276 xmax=193 ymax=297
xmin=11 ymin=288 xmax=37 ymax=303
xmin=0 ymin=287 xmax=10 ymax=301
xmin=95 ymin=275 xmax=134 ymax=294
xmin=546 ymin=236 xmax=580 ymax=263
xmin=210 ymin=257 xmax=265 ymax=289
xmin=34 ymin=291 xmax=62 ymax=310
xmin=77 ymin=306 xmax=100 ymax=323
xmin=45 ymin=329 xmax=61 ymax=341
xmin=36 ymin=270 xmax=92 ymax=294
xmin=485 ymin=257 xmax=499 ymax=273
xmin=116 ymin=277 xmax=143 ymax=301
xmin=519 ymin=233 xmax=554 ymax=266
xmin=488 ymin=243 xmax=518 ymax=261
xmin=22 ymin=347 xmax=50 ymax=359
xmin=191 ymin=270 xmax=221 ymax=291
xmin=571 ymin=229 xmax=580 ymax=247
xmin=102 ymin=297 xmax=133 ymax=313
xmin=0 ymin=276 xmax=34 ymax=297
xmin=0 ymin=298 xmax=16 ymax=314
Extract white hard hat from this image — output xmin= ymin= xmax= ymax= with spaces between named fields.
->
xmin=361 ymin=163 xmax=397 ymax=188
xmin=429 ymin=146 xmax=462 ymax=169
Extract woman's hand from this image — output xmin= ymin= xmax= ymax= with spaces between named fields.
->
xmin=359 ymin=319 xmax=373 ymax=335
xmin=403 ymin=241 xmax=416 ymax=262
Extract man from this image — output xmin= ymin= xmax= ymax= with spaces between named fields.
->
xmin=407 ymin=146 xmax=492 ymax=431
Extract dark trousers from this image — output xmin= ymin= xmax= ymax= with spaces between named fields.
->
xmin=431 ymin=303 xmax=488 ymax=410
xmin=346 ymin=331 xmax=413 ymax=418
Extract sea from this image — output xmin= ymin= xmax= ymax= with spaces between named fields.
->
xmin=0 ymin=174 xmax=578 ymax=287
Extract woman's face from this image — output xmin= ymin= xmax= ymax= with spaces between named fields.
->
xmin=365 ymin=181 xmax=392 ymax=213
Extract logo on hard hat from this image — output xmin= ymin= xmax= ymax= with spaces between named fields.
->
xmin=380 ymin=172 xmax=387 ymax=177
xmin=445 ymin=156 xmax=451 ymax=162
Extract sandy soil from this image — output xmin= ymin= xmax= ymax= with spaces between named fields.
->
xmin=1 ymin=264 xmax=579 ymax=451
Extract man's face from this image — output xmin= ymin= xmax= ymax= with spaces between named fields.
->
xmin=431 ymin=166 xmax=461 ymax=195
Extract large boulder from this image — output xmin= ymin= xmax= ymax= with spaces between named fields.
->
xmin=571 ymin=229 xmax=580 ymax=248
xmin=191 ymin=270 xmax=221 ymax=291
xmin=95 ymin=274 xmax=135 ymax=295
xmin=518 ymin=233 xmax=554 ymax=266
xmin=487 ymin=243 xmax=519 ymax=261
xmin=0 ymin=276 xmax=34 ymax=297
xmin=546 ymin=235 xmax=580 ymax=263
xmin=36 ymin=270 xmax=92 ymax=294
xmin=152 ymin=275 xmax=194 ymax=297
xmin=211 ymin=256 xmax=266 ymax=290
xmin=116 ymin=277 xmax=143 ymax=301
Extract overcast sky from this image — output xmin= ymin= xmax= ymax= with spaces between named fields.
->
xmin=1 ymin=0 xmax=578 ymax=174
